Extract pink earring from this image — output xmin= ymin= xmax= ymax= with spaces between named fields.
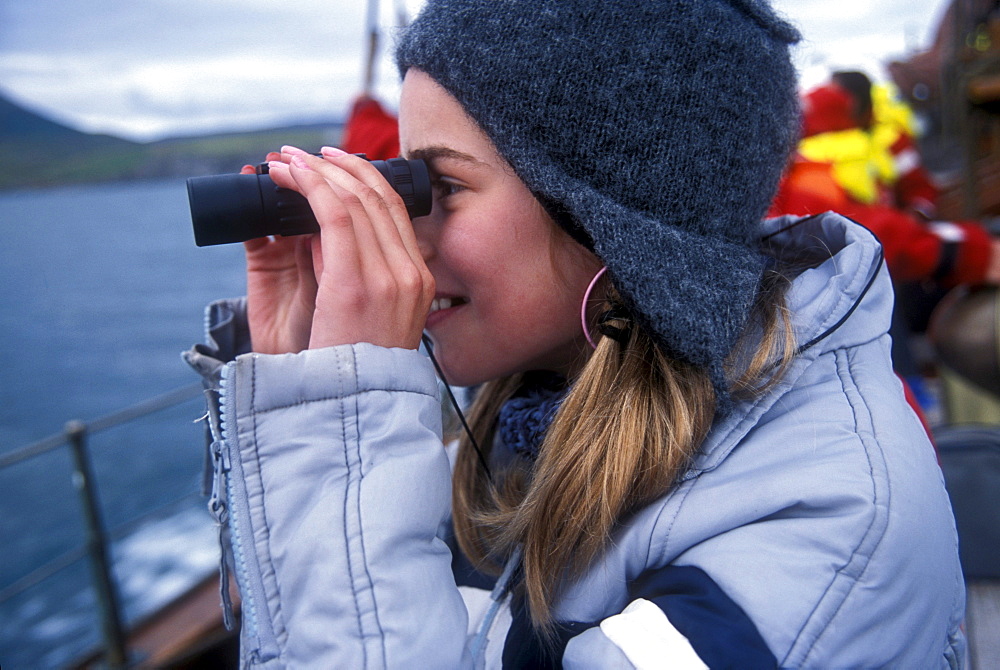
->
xmin=581 ymin=266 xmax=608 ymax=349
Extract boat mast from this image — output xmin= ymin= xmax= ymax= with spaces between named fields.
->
xmin=363 ymin=0 xmax=380 ymax=96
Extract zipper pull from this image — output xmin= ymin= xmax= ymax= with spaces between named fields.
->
xmin=208 ymin=437 xmax=236 ymax=629
xmin=203 ymin=389 xmax=224 ymax=443
xmin=217 ymin=521 xmax=236 ymax=630
xmin=208 ymin=440 xmax=230 ymax=522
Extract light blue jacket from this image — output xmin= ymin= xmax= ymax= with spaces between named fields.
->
xmin=185 ymin=213 xmax=966 ymax=668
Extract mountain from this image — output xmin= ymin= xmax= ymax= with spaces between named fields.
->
xmin=0 ymin=94 xmax=344 ymax=190
xmin=0 ymin=95 xmax=135 ymax=148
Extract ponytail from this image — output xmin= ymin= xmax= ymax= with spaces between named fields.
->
xmin=452 ymin=268 xmax=795 ymax=635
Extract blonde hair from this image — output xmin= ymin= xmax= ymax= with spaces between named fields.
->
xmin=451 ymin=269 xmax=796 ymax=634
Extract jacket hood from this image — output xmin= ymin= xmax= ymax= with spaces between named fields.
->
xmin=692 ymin=211 xmax=889 ymax=474
xmin=767 ymin=212 xmax=889 ymax=356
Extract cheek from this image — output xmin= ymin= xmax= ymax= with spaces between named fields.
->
xmin=434 ymin=216 xmax=521 ymax=289
xmin=499 ymin=250 xmax=597 ymax=346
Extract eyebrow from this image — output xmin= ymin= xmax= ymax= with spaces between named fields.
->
xmin=406 ymin=145 xmax=486 ymax=168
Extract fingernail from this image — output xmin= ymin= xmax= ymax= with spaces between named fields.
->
xmin=267 ymin=160 xmax=288 ymax=171
xmin=320 ymin=146 xmax=347 ymax=157
xmin=290 ymin=155 xmax=313 ymax=171
xmin=282 ymin=145 xmax=307 ymax=156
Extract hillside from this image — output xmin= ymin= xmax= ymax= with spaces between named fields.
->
xmin=0 ymin=94 xmax=345 ymax=190
xmin=0 ymin=95 xmax=134 ymax=146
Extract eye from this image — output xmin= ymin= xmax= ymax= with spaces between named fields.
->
xmin=431 ymin=176 xmax=466 ymax=200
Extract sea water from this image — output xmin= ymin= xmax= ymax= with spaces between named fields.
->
xmin=0 ymin=179 xmax=247 ymax=668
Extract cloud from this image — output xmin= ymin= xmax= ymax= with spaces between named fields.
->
xmin=771 ymin=0 xmax=947 ymax=89
xmin=0 ymin=48 xmax=388 ymax=138
xmin=0 ymin=0 xmax=949 ymax=141
xmin=0 ymin=0 xmax=418 ymax=139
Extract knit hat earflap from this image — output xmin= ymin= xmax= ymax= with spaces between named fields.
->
xmin=397 ymin=0 xmax=801 ymax=403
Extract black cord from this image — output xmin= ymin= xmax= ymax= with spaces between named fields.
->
xmin=421 ymin=334 xmax=493 ymax=483
xmin=764 ymin=215 xmax=887 ymax=356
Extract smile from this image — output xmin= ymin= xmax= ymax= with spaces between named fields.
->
xmin=429 ymin=297 xmax=467 ymax=313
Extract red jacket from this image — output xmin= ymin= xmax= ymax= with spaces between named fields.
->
xmin=770 ymin=157 xmax=992 ymax=287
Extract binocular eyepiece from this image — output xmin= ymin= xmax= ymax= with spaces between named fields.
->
xmin=186 ymin=156 xmax=432 ymax=247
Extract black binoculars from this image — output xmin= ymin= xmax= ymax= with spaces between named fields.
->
xmin=186 ymin=156 xmax=432 ymax=247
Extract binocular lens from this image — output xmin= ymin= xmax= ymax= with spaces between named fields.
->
xmin=187 ymin=157 xmax=432 ymax=247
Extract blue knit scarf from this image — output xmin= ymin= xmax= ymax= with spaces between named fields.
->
xmin=497 ymin=373 xmax=567 ymax=461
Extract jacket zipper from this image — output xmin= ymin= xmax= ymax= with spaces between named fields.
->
xmin=218 ymin=361 xmax=273 ymax=662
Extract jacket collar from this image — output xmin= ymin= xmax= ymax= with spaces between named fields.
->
xmin=689 ymin=212 xmax=888 ymax=475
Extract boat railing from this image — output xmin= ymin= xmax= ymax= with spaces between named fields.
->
xmin=0 ymin=382 xmax=206 ymax=670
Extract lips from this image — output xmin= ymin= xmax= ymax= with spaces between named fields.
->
xmin=429 ymin=296 xmax=467 ymax=314
xmin=426 ymin=295 xmax=468 ymax=328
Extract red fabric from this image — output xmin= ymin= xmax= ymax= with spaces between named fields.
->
xmin=801 ymin=84 xmax=857 ymax=138
xmin=894 ymin=171 xmax=940 ymax=216
xmin=898 ymin=374 xmax=937 ymax=453
xmin=947 ymin=220 xmax=994 ymax=285
xmin=801 ymin=82 xmax=941 ymax=214
xmin=341 ymin=96 xmax=401 ymax=160
xmin=770 ymin=157 xmax=992 ymax=286
xmin=887 ymin=133 xmax=941 ymax=213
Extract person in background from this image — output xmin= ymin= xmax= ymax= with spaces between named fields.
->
xmin=870 ymin=79 xmax=942 ymax=218
xmin=185 ymin=1 xmax=966 ymax=666
xmin=771 ymin=70 xmax=1000 ymax=415
xmin=771 ymin=70 xmax=1000 ymax=288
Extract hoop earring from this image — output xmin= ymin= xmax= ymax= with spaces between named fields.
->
xmin=581 ymin=266 xmax=608 ymax=349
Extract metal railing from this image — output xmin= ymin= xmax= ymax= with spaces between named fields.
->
xmin=0 ymin=382 xmax=205 ymax=669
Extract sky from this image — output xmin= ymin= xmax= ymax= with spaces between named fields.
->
xmin=0 ymin=0 xmax=950 ymax=143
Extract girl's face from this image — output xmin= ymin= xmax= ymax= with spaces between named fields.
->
xmin=399 ymin=69 xmax=602 ymax=387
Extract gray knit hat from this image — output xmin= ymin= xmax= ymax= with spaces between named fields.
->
xmin=396 ymin=0 xmax=800 ymax=397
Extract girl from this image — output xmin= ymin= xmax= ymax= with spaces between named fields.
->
xmin=185 ymin=0 xmax=966 ymax=667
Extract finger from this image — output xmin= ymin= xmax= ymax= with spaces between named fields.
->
xmin=283 ymin=153 xmax=404 ymax=264
xmin=280 ymin=153 xmax=431 ymax=301
xmin=244 ymin=232 xmax=305 ymax=270
xmin=306 ymin=149 xmax=417 ymax=250
xmin=294 ymin=152 xmax=427 ymax=292
xmin=244 ymin=152 xmax=284 ymax=176
xmin=319 ymin=148 xmax=425 ymax=264
xmin=285 ymin=157 xmax=431 ymax=348
xmin=279 ymin=158 xmax=366 ymax=284
xmin=266 ymin=159 xmax=382 ymax=278
xmin=244 ymin=161 xmax=318 ymax=263
xmin=293 ymin=159 xmax=393 ymax=289
xmin=293 ymin=154 xmax=430 ymax=313
xmin=283 ymin=160 xmax=393 ymax=347
xmin=244 ymin=237 xmax=270 ymax=253
xmin=278 ymin=145 xmax=316 ymax=168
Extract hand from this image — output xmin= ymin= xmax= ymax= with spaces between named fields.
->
xmin=259 ymin=146 xmax=434 ymax=352
xmin=243 ymin=153 xmax=319 ymax=354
